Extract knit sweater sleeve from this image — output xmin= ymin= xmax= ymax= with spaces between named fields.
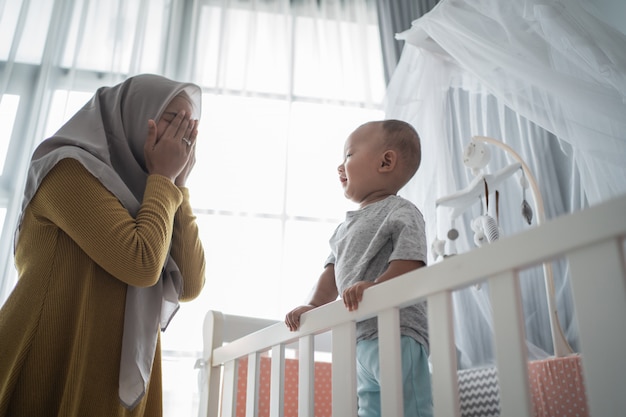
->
xmin=28 ymin=158 xmax=189 ymax=288
xmin=171 ymin=187 xmax=206 ymax=301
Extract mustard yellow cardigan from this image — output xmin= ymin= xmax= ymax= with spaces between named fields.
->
xmin=0 ymin=159 xmax=206 ymax=416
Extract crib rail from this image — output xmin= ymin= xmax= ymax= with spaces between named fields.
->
xmin=199 ymin=194 xmax=626 ymax=417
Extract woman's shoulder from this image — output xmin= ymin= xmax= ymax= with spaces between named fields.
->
xmin=44 ymin=157 xmax=93 ymax=181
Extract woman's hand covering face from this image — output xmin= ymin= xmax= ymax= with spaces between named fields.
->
xmin=144 ymin=95 xmax=199 ymax=182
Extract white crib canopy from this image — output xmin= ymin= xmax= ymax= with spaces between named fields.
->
xmin=384 ymin=0 xmax=626 ymax=366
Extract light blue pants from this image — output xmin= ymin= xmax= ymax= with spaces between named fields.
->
xmin=356 ymin=336 xmax=433 ymax=417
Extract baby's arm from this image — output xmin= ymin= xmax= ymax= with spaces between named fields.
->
xmin=342 ymin=260 xmax=425 ymax=311
xmin=374 ymin=259 xmax=425 ymax=285
xmin=285 ymin=264 xmax=338 ymax=331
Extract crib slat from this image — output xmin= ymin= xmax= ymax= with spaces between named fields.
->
xmin=378 ymin=308 xmax=403 ymax=417
xmin=489 ymin=270 xmax=532 ymax=417
xmin=201 ymin=310 xmax=224 ymax=417
xmin=221 ymin=360 xmax=238 ymax=417
xmin=332 ymin=321 xmax=357 ymax=416
xmin=246 ymin=352 xmax=260 ymax=417
xmin=298 ymin=335 xmax=315 ymax=417
xmin=428 ymin=291 xmax=460 ymax=417
xmin=567 ymin=238 xmax=626 ymax=417
xmin=269 ymin=345 xmax=285 ymax=417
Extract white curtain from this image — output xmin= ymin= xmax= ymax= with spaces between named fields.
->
xmin=190 ymin=0 xmax=384 ymax=101
xmin=386 ymin=0 xmax=626 ymax=367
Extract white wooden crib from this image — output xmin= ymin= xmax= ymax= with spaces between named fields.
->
xmin=196 ymin=194 xmax=626 ymax=417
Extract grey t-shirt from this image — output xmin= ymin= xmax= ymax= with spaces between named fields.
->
xmin=325 ymin=195 xmax=429 ymax=352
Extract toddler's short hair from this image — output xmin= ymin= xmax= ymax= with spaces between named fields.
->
xmin=381 ymin=119 xmax=421 ymax=183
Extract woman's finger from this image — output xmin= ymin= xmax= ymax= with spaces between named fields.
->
xmin=163 ymin=110 xmax=190 ymax=142
xmin=175 ymin=113 xmax=191 ymax=140
xmin=182 ymin=119 xmax=197 ymax=147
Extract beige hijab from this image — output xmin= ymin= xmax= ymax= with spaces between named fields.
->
xmin=15 ymin=74 xmax=202 ymax=409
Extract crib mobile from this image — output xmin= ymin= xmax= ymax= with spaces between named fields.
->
xmin=432 ymin=135 xmax=573 ymax=357
xmin=431 ymin=138 xmax=534 ymax=257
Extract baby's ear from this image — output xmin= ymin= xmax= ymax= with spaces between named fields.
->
xmin=379 ymin=150 xmax=397 ymax=171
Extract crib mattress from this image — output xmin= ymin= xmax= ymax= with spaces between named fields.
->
xmin=233 ymin=354 xmax=589 ymax=417
xmin=236 ymin=357 xmax=332 ymax=417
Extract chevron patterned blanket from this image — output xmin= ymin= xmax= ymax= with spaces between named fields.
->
xmin=458 ymin=355 xmax=589 ymax=417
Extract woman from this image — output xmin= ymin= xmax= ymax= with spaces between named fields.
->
xmin=0 ymin=74 xmax=206 ymax=416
